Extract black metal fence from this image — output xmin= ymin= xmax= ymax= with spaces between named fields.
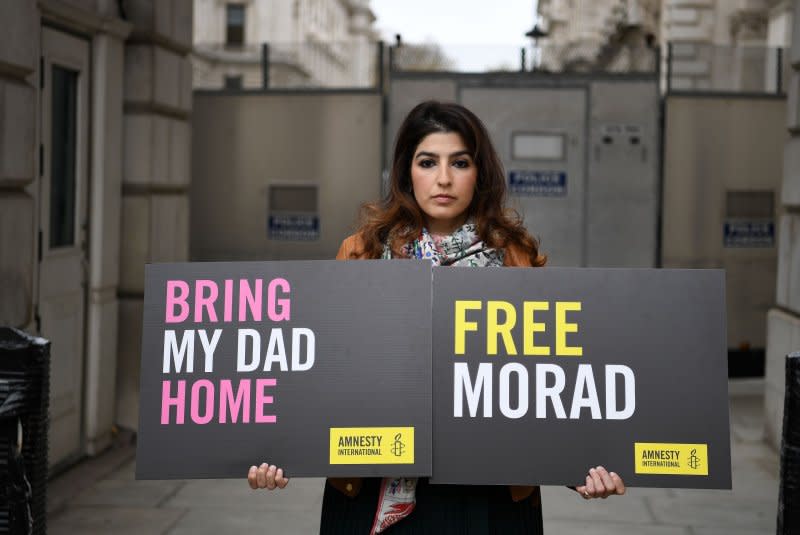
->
xmin=666 ymin=43 xmax=787 ymax=95
xmin=193 ymin=41 xmax=385 ymax=91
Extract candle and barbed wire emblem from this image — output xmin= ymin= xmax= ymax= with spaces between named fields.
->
xmin=391 ymin=433 xmax=406 ymax=457
xmin=688 ymin=448 xmax=701 ymax=470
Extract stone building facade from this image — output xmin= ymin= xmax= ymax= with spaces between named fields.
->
xmin=537 ymin=0 xmax=792 ymax=91
xmin=192 ymin=0 xmax=379 ymax=89
xmin=538 ymin=0 xmax=799 ymax=447
xmin=0 ymin=0 xmax=193 ymax=468
xmin=767 ymin=0 xmax=800 ymax=448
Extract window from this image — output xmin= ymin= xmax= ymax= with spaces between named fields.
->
xmin=269 ymin=185 xmax=318 ymax=213
xmin=226 ymin=4 xmax=245 ymax=47
xmin=511 ymin=132 xmax=565 ymax=161
xmin=50 ymin=65 xmax=79 ymax=248
xmin=726 ymin=191 xmax=773 ymax=219
xmin=224 ymin=75 xmax=243 ymax=89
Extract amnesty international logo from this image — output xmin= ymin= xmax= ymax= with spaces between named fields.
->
xmin=634 ymin=443 xmax=708 ymax=476
xmin=329 ymin=427 xmax=414 ymax=465
xmin=688 ymin=448 xmax=701 ymax=470
xmin=391 ymin=433 xmax=406 ymax=457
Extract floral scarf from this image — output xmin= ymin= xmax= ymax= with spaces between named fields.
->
xmin=371 ymin=223 xmax=503 ymax=534
xmin=381 ymin=223 xmax=504 ymax=266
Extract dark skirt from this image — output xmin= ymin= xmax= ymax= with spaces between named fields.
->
xmin=319 ymin=478 xmax=544 ymax=535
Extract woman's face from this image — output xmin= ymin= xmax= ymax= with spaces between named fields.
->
xmin=410 ymin=132 xmax=477 ymax=236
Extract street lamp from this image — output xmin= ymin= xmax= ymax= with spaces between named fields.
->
xmin=525 ymin=24 xmax=548 ymax=71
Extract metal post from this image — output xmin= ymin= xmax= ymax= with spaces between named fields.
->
xmin=777 ymin=47 xmax=784 ymax=95
xmin=388 ymin=45 xmax=396 ymax=74
xmin=261 ymin=42 xmax=270 ymax=89
xmin=666 ymin=42 xmax=673 ymax=94
xmin=520 ymin=47 xmax=527 ymax=72
xmin=377 ymin=41 xmax=385 ymax=93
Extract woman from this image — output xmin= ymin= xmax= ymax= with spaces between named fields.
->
xmin=248 ymin=101 xmax=625 ymax=533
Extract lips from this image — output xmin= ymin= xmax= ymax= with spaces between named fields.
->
xmin=432 ymin=194 xmax=455 ymax=200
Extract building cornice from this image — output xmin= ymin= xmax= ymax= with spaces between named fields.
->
xmin=340 ymin=0 xmax=376 ymax=23
xmin=38 ymin=0 xmax=133 ymax=39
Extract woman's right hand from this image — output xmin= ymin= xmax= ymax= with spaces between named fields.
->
xmin=247 ymin=463 xmax=290 ymax=490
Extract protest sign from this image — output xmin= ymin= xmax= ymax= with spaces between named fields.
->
xmin=136 ymin=260 xmax=432 ymax=479
xmin=431 ymin=267 xmax=731 ymax=489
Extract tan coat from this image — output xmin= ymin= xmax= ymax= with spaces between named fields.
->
xmin=329 ymin=233 xmax=539 ymax=503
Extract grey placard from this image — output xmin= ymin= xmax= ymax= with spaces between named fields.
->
xmin=136 ymin=260 xmax=432 ymax=480
xmin=431 ymin=267 xmax=731 ymax=489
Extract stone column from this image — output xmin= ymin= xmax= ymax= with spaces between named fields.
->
xmin=0 ymin=1 xmax=37 ymax=332
xmin=347 ymin=0 xmax=376 ymax=87
xmin=116 ymin=0 xmax=193 ymax=430
xmin=765 ymin=0 xmax=800 ymax=448
xmin=84 ymin=16 xmax=132 ymax=455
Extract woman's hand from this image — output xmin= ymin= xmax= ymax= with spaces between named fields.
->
xmin=247 ymin=463 xmax=290 ymax=490
xmin=574 ymin=466 xmax=625 ymax=499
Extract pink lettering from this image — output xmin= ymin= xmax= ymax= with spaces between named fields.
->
xmin=190 ymin=379 xmax=215 ymax=424
xmin=255 ymin=378 xmax=277 ymax=423
xmin=161 ymin=380 xmax=186 ymax=424
xmin=223 ymin=279 xmax=233 ymax=322
xmin=166 ymin=281 xmax=190 ymax=323
xmin=267 ymin=278 xmax=291 ymax=321
xmin=219 ymin=379 xmax=251 ymax=423
xmin=239 ymin=279 xmax=263 ymax=322
xmin=194 ymin=280 xmax=219 ymax=322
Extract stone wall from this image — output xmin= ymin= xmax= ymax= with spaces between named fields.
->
xmin=766 ymin=0 xmax=800 ymax=448
xmin=116 ymin=0 xmax=194 ymax=430
xmin=0 ymin=1 xmax=38 ymax=331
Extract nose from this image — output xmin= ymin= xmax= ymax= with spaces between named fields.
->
xmin=436 ymin=165 xmax=453 ymax=187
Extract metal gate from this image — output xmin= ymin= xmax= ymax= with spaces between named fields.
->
xmin=387 ymin=73 xmax=660 ymax=268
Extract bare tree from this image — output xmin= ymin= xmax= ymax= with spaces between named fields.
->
xmin=393 ymin=41 xmax=456 ymax=71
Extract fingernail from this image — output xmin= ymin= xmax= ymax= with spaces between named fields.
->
xmin=260 ymin=462 xmax=268 ymax=468
xmin=610 ymin=472 xmax=617 ymax=477
xmin=589 ymin=468 xmax=596 ymax=473
xmin=249 ymin=466 xmax=256 ymax=472
xmin=597 ymin=466 xmax=604 ymax=470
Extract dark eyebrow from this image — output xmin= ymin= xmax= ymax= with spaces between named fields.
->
xmin=414 ymin=150 xmax=471 ymax=159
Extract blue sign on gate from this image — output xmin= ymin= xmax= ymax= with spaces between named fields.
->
xmin=508 ymin=170 xmax=567 ymax=197
xmin=268 ymin=214 xmax=320 ymax=241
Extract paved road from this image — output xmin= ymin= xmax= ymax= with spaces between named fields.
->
xmin=47 ymin=380 xmax=778 ymax=534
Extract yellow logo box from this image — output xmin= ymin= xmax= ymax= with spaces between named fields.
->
xmin=635 ymin=443 xmax=709 ymax=475
xmin=330 ymin=427 xmax=415 ymax=465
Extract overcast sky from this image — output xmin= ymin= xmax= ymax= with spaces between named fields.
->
xmin=370 ymin=0 xmax=540 ymax=71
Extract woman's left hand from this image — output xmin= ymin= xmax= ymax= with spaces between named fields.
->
xmin=574 ymin=466 xmax=625 ymax=499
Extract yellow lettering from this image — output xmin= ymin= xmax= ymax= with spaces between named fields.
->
xmin=555 ymin=302 xmax=582 ymax=356
xmin=487 ymin=301 xmax=517 ymax=355
xmin=523 ymin=301 xmax=550 ymax=355
xmin=455 ymin=300 xmax=482 ymax=355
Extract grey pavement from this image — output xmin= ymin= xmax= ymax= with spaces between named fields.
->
xmin=47 ymin=379 xmax=779 ymax=534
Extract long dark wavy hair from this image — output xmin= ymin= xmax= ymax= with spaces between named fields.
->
xmin=353 ymin=100 xmax=546 ymax=266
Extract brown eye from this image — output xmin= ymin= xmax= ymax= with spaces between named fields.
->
xmin=453 ymin=159 xmax=470 ymax=169
xmin=419 ymin=159 xmax=436 ymax=168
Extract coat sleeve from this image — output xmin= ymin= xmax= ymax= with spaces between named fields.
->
xmin=335 ymin=234 xmax=364 ymax=260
